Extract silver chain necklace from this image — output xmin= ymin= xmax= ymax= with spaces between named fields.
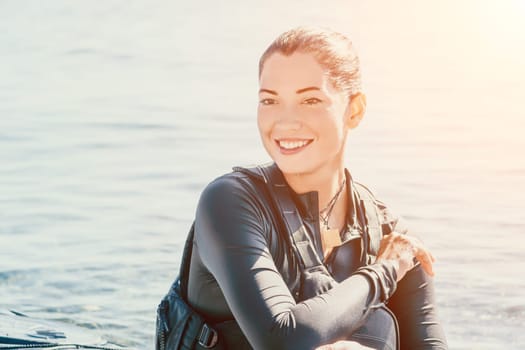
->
xmin=319 ymin=177 xmax=346 ymax=229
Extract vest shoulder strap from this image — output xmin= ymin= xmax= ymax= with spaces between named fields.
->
xmin=353 ymin=182 xmax=386 ymax=256
xmin=257 ymin=163 xmax=325 ymax=271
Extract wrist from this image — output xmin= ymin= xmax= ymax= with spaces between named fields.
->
xmin=355 ymin=261 xmax=398 ymax=302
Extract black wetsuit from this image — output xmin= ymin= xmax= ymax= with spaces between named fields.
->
xmin=187 ymin=167 xmax=447 ymax=350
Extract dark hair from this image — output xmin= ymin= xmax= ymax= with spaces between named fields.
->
xmin=259 ymin=26 xmax=362 ymax=97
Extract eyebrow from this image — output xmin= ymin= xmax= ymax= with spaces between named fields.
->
xmin=259 ymin=86 xmax=321 ymax=95
xmin=258 ymin=88 xmax=277 ymax=95
xmin=296 ymin=86 xmax=320 ymax=94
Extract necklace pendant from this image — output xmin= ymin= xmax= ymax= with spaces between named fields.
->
xmin=320 ymin=225 xmax=342 ymax=259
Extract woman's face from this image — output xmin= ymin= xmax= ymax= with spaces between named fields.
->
xmin=257 ymin=52 xmax=354 ymax=175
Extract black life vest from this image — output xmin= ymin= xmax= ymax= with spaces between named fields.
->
xmin=155 ymin=163 xmax=399 ymax=350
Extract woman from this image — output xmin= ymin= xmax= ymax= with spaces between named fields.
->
xmin=186 ymin=27 xmax=447 ymax=349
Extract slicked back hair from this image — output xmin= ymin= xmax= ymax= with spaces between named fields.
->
xmin=259 ymin=26 xmax=362 ymax=97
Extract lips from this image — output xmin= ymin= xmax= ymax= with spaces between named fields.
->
xmin=274 ymin=138 xmax=313 ymax=155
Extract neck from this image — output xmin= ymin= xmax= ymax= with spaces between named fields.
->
xmin=282 ymin=159 xmax=349 ymax=231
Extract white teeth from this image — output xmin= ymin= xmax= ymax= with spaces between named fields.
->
xmin=278 ymin=140 xmax=309 ymax=150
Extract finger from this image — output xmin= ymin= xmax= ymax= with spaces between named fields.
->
xmin=381 ymin=231 xmax=398 ymax=243
xmin=418 ymin=259 xmax=434 ymax=276
xmin=414 ymin=248 xmax=435 ymax=276
xmin=402 ymin=236 xmax=434 ymax=275
xmin=377 ymin=234 xmax=396 ymax=256
xmin=406 ymin=236 xmax=435 ymax=266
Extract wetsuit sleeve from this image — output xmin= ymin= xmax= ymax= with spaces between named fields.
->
xmin=388 ymin=264 xmax=448 ymax=349
xmin=378 ymin=204 xmax=448 ymax=349
xmin=194 ymin=176 xmax=398 ymax=350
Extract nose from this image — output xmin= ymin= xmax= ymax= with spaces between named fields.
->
xmin=274 ymin=108 xmax=302 ymax=132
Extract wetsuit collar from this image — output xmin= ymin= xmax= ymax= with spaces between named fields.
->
xmin=232 ymin=163 xmax=357 ymax=224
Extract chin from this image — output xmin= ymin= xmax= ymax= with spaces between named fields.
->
xmin=273 ymin=157 xmax=317 ymax=176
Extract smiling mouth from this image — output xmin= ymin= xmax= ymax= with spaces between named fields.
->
xmin=275 ymin=139 xmax=313 ymax=153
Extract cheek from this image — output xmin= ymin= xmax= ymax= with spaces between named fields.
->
xmin=256 ymin=109 xmax=271 ymax=138
xmin=256 ymin=110 xmax=264 ymax=131
xmin=309 ymin=107 xmax=339 ymax=128
xmin=317 ymin=113 xmax=346 ymax=145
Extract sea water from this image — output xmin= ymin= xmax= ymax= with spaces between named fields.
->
xmin=1 ymin=1 xmax=524 ymax=348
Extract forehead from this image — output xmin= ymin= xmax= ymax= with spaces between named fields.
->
xmin=259 ymin=52 xmax=330 ymax=90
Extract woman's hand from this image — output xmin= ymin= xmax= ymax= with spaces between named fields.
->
xmin=375 ymin=231 xmax=435 ymax=282
xmin=315 ymin=340 xmax=373 ymax=350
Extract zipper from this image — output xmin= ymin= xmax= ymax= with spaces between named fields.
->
xmin=157 ymin=299 xmax=169 ymax=350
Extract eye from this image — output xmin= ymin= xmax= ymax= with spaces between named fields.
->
xmin=259 ymin=98 xmax=277 ymax=106
xmin=303 ymin=97 xmax=322 ymax=105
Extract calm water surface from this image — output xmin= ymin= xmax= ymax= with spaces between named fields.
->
xmin=1 ymin=1 xmax=524 ymax=349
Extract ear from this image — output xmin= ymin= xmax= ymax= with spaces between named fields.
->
xmin=345 ymin=93 xmax=367 ymax=129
